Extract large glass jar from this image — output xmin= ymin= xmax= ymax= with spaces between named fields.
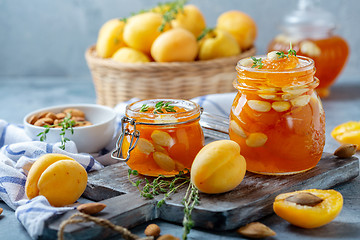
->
xmin=229 ymin=56 xmax=325 ymax=175
xmin=112 ymin=99 xmax=204 ymax=176
xmin=268 ymin=0 xmax=349 ymax=98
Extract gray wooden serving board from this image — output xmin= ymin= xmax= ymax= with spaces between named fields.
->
xmin=42 ymin=153 xmax=359 ymax=239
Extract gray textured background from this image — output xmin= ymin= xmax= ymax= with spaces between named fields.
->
xmin=0 ymin=0 xmax=358 ymax=79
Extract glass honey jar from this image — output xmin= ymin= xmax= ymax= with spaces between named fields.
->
xmin=229 ymin=53 xmax=325 ymax=175
xmin=267 ymin=0 xmax=349 ymax=98
xmin=111 ymin=99 xmax=204 ymax=176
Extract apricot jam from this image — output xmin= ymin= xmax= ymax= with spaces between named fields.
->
xmin=268 ymin=36 xmax=349 ymax=97
xmin=114 ymin=99 xmax=204 ymax=176
xmin=230 ymin=55 xmax=325 ymax=175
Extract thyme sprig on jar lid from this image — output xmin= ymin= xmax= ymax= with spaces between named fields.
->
xmin=37 ymin=113 xmax=77 ymax=150
xmin=139 ymin=101 xmax=177 ymax=114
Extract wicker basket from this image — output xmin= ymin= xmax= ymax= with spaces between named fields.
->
xmin=85 ymin=45 xmax=256 ymax=107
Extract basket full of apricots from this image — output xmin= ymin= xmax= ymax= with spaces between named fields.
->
xmin=85 ymin=0 xmax=257 ymax=107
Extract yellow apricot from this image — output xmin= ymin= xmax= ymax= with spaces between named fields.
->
xmin=151 ymin=28 xmax=198 ymax=62
xmin=273 ymin=189 xmax=343 ymax=228
xmin=112 ymin=47 xmax=150 ymax=63
xmin=96 ymin=19 xmax=126 ymax=58
xmin=37 ymin=160 xmax=87 ymax=207
xmin=331 ymin=121 xmax=360 ymax=150
xmin=25 ymin=153 xmax=75 ymax=199
xmin=171 ymin=4 xmax=206 ymax=38
xmin=123 ymin=12 xmax=170 ymax=55
xmin=217 ymin=10 xmax=257 ymax=50
xmin=191 ymin=140 xmax=246 ymax=194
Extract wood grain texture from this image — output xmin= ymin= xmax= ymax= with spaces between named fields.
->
xmin=44 ymin=153 xmax=359 ymax=239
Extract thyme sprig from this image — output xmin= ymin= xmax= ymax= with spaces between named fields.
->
xmin=251 ymin=56 xmax=264 ymax=69
xmin=37 ymin=113 xmax=77 ymax=150
xmin=139 ymin=101 xmax=176 ymax=114
xmin=197 ymin=27 xmax=213 ymax=41
xmin=139 ymin=104 xmax=149 ymax=112
xmin=275 ymin=42 xmax=297 ymax=59
xmin=158 ymin=0 xmax=187 ymax=32
xmin=128 ymin=169 xmax=200 ymax=239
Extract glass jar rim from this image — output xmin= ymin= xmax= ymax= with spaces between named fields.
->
xmin=126 ymin=98 xmax=201 ymax=123
xmin=237 ymin=55 xmax=315 ymax=74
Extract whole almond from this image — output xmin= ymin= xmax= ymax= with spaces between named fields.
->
xmin=34 ymin=117 xmax=54 ymax=126
xmin=28 ymin=115 xmax=39 ymax=125
xmin=64 ymin=108 xmax=85 ymax=118
xmin=77 ymin=202 xmax=106 ymax=215
xmin=45 ymin=112 xmax=57 ymax=120
xmin=38 ymin=111 xmax=50 ymax=118
xmin=237 ymin=222 xmax=276 ymax=238
xmin=334 ymin=144 xmax=358 ymax=158
xmin=144 ymin=224 xmax=161 ymax=237
xmin=56 ymin=112 xmax=66 ymax=119
xmin=157 ymin=234 xmax=179 ymax=240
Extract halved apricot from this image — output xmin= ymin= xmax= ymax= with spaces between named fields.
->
xmin=331 ymin=121 xmax=360 ymax=150
xmin=273 ymin=189 xmax=343 ymax=228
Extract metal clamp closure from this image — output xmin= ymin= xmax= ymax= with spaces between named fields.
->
xmin=111 ymin=117 xmax=140 ymax=162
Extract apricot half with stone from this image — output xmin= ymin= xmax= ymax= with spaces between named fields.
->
xmin=25 ymin=153 xmax=88 ymax=207
xmin=191 ymin=140 xmax=246 ymax=194
xmin=273 ymin=189 xmax=343 ymax=228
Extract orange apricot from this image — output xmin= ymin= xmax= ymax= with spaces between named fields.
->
xmin=273 ymin=189 xmax=343 ymax=228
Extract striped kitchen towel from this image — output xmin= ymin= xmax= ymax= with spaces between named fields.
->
xmin=0 ymin=92 xmax=236 ymax=239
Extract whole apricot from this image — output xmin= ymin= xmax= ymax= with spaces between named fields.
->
xmin=96 ymin=19 xmax=126 ymax=58
xmin=273 ymin=189 xmax=343 ymax=228
xmin=112 ymin=47 xmax=150 ymax=63
xmin=217 ymin=10 xmax=257 ymax=50
xmin=151 ymin=28 xmax=198 ymax=62
xmin=123 ymin=12 xmax=170 ymax=55
xmin=25 ymin=153 xmax=88 ymax=207
xmin=198 ymin=28 xmax=240 ymax=60
xmin=171 ymin=4 xmax=206 ymax=38
xmin=191 ymin=140 xmax=246 ymax=194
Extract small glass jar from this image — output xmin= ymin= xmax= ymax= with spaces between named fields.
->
xmin=268 ymin=0 xmax=349 ymax=97
xmin=230 ymin=56 xmax=325 ymax=175
xmin=112 ymin=99 xmax=204 ymax=176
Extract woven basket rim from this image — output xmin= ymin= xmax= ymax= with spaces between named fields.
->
xmin=85 ymin=45 xmax=256 ymax=69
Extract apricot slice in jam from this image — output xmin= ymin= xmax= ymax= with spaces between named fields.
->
xmin=331 ymin=121 xmax=360 ymax=150
xmin=273 ymin=189 xmax=343 ymax=228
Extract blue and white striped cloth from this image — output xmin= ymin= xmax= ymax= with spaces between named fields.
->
xmin=0 ymin=92 xmax=235 ymax=239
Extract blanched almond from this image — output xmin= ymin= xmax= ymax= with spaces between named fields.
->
xmin=240 ymin=58 xmax=253 ymax=67
xmin=137 ymin=138 xmax=155 ymax=155
xmin=153 ymin=152 xmax=175 ymax=171
xmin=151 ymin=130 xmax=172 ymax=147
xmin=230 ymin=120 xmax=247 ymax=138
xmin=267 ymin=51 xmax=279 ymax=60
xmin=290 ymin=95 xmax=311 ymax=107
xmin=154 ymin=144 xmax=168 ymax=154
xmin=246 ymin=133 xmax=268 ymax=147
xmin=248 ymin=100 xmax=271 ymax=112
xmin=272 ymin=101 xmax=291 ymax=112
xmin=300 ymin=40 xmax=321 ymax=57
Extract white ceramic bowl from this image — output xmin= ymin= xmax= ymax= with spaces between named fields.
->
xmin=24 ymin=104 xmax=117 ymax=153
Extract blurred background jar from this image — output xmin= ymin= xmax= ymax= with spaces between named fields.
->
xmin=268 ymin=0 xmax=349 ymax=98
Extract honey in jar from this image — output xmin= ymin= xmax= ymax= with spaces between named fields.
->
xmin=230 ymin=49 xmax=325 ymax=175
xmin=268 ymin=0 xmax=349 ymax=97
xmin=112 ymin=99 xmax=204 ymax=176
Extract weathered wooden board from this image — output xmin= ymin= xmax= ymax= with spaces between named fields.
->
xmin=43 ymin=153 xmax=359 ymax=239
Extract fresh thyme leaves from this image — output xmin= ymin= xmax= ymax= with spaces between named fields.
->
xmin=276 ymin=51 xmax=287 ymax=59
xmin=251 ymin=56 xmax=264 ymax=69
xmin=128 ymin=169 xmax=199 ymax=239
xmin=118 ymin=17 xmax=127 ymax=23
xmin=288 ymin=42 xmax=297 ymax=56
xmin=158 ymin=0 xmax=187 ymax=32
xmin=154 ymin=101 xmax=176 ymax=114
xmin=197 ymin=27 xmax=212 ymax=41
xmin=139 ymin=104 xmax=149 ymax=112
xmin=37 ymin=113 xmax=77 ymax=150
xmin=182 ymin=182 xmax=199 ymax=240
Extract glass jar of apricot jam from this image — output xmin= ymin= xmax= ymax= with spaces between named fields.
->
xmin=112 ymin=99 xmax=204 ymax=176
xmin=230 ymin=53 xmax=325 ymax=175
xmin=268 ymin=0 xmax=349 ymax=98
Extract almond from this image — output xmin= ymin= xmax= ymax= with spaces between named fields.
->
xmin=0 ymin=207 xmax=3 ymax=215
xmin=285 ymin=192 xmax=323 ymax=207
xmin=334 ymin=144 xmax=358 ymax=158
xmin=237 ymin=222 xmax=276 ymax=238
xmin=34 ymin=117 xmax=54 ymax=126
xmin=28 ymin=115 xmax=39 ymax=125
xmin=77 ymin=202 xmax=106 ymax=215
xmin=157 ymin=234 xmax=180 ymax=240
xmin=45 ymin=112 xmax=57 ymax=120
xmin=153 ymin=152 xmax=175 ymax=172
xmin=144 ymin=223 xmax=161 ymax=237
xmin=151 ymin=130 xmax=173 ymax=147
xmin=63 ymin=108 xmax=85 ymax=118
